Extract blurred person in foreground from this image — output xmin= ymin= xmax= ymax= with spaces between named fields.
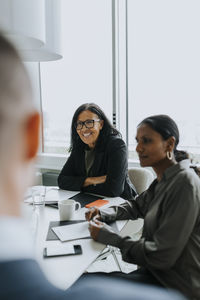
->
xmin=0 ymin=33 xmax=187 ymax=300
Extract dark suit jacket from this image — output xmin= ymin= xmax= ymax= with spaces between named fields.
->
xmin=58 ymin=135 xmax=137 ymax=200
xmin=0 ymin=259 xmax=66 ymax=300
xmin=0 ymin=259 xmax=186 ymax=300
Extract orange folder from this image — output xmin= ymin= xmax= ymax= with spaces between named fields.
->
xmin=85 ymin=199 xmax=109 ymax=208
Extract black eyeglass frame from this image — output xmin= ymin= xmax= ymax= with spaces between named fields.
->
xmin=75 ymin=119 xmax=101 ymax=130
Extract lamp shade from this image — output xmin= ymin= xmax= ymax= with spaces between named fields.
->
xmin=20 ymin=0 xmax=62 ymax=61
xmin=0 ymin=0 xmax=46 ymax=49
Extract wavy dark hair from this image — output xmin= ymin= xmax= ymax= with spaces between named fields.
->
xmin=138 ymin=114 xmax=187 ymax=162
xmin=69 ymin=103 xmax=121 ymax=151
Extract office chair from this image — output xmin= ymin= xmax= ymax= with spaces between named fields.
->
xmin=128 ymin=167 xmax=154 ymax=195
xmin=121 ymin=167 xmax=154 ymax=241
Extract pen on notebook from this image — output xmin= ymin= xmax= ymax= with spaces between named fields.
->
xmin=111 ymin=248 xmax=122 ymax=272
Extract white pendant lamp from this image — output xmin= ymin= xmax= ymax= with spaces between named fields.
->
xmin=0 ymin=0 xmax=46 ymax=50
xmin=20 ymin=0 xmax=62 ymax=61
xmin=0 ymin=0 xmax=62 ymax=62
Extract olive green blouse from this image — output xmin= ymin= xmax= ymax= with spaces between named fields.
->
xmin=98 ymin=160 xmax=200 ymax=300
xmin=85 ymin=148 xmax=95 ymax=177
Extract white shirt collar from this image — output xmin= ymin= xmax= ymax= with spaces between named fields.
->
xmin=0 ymin=216 xmax=34 ymax=262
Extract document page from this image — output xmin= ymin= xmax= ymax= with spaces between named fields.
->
xmin=44 ymin=188 xmax=78 ymax=203
xmin=86 ymin=249 xmax=137 ymax=274
xmin=52 ymin=221 xmax=90 ymax=242
xmin=24 ymin=186 xmax=78 ymax=203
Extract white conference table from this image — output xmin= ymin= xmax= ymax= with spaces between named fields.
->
xmin=25 ymin=188 xmax=141 ymax=290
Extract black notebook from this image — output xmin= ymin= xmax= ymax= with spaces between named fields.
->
xmin=44 ymin=192 xmax=104 ymax=209
xmin=69 ymin=192 xmax=104 ymax=208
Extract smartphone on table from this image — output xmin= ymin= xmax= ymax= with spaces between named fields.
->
xmin=43 ymin=244 xmax=82 ymax=258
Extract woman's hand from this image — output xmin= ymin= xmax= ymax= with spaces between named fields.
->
xmin=89 ymin=217 xmax=104 ymax=241
xmin=83 ymin=175 xmax=107 ymax=187
xmin=85 ymin=207 xmax=100 ymax=221
xmin=89 ymin=218 xmax=123 ymax=247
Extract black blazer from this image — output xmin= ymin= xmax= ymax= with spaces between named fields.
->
xmin=58 ymin=135 xmax=137 ymax=200
xmin=0 ymin=259 xmax=67 ymax=300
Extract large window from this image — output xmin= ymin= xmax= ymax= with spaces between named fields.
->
xmin=127 ymin=0 xmax=200 ymax=161
xmin=40 ymin=0 xmax=112 ymax=154
xmin=36 ymin=0 xmax=200 ymax=165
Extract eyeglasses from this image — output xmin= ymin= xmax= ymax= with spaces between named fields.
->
xmin=75 ymin=119 xmax=100 ymax=130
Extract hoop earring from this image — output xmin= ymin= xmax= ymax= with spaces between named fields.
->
xmin=167 ymin=151 xmax=173 ymax=160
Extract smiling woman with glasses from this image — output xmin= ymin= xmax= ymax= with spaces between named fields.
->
xmin=58 ymin=103 xmax=137 ymax=200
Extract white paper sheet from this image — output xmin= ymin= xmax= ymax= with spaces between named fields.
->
xmin=24 ymin=186 xmax=78 ymax=203
xmin=87 ymin=248 xmax=137 ymax=274
xmin=52 ymin=221 xmax=90 ymax=242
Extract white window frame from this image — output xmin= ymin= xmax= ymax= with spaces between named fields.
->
xmin=35 ymin=0 xmax=140 ymax=171
xmin=36 ymin=0 xmax=200 ymax=171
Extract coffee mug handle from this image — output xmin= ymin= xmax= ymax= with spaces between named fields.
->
xmin=75 ymin=202 xmax=81 ymax=211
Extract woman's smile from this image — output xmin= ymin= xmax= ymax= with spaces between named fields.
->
xmin=76 ymin=110 xmax=103 ymax=148
xmin=82 ymin=132 xmax=92 ymax=138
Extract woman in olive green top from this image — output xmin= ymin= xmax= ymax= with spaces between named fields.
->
xmin=86 ymin=115 xmax=200 ymax=300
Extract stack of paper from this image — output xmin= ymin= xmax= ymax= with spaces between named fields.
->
xmin=52 ymin=221 xmax=90 ymax=242
xmin=24 ymin=186 xmax=78 ymax=204
xmin=87 ymin=248 xmax=137 ymax=274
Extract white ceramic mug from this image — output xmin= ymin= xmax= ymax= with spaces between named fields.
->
xmin=58 ymin=199 xmax=81 ymax=221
